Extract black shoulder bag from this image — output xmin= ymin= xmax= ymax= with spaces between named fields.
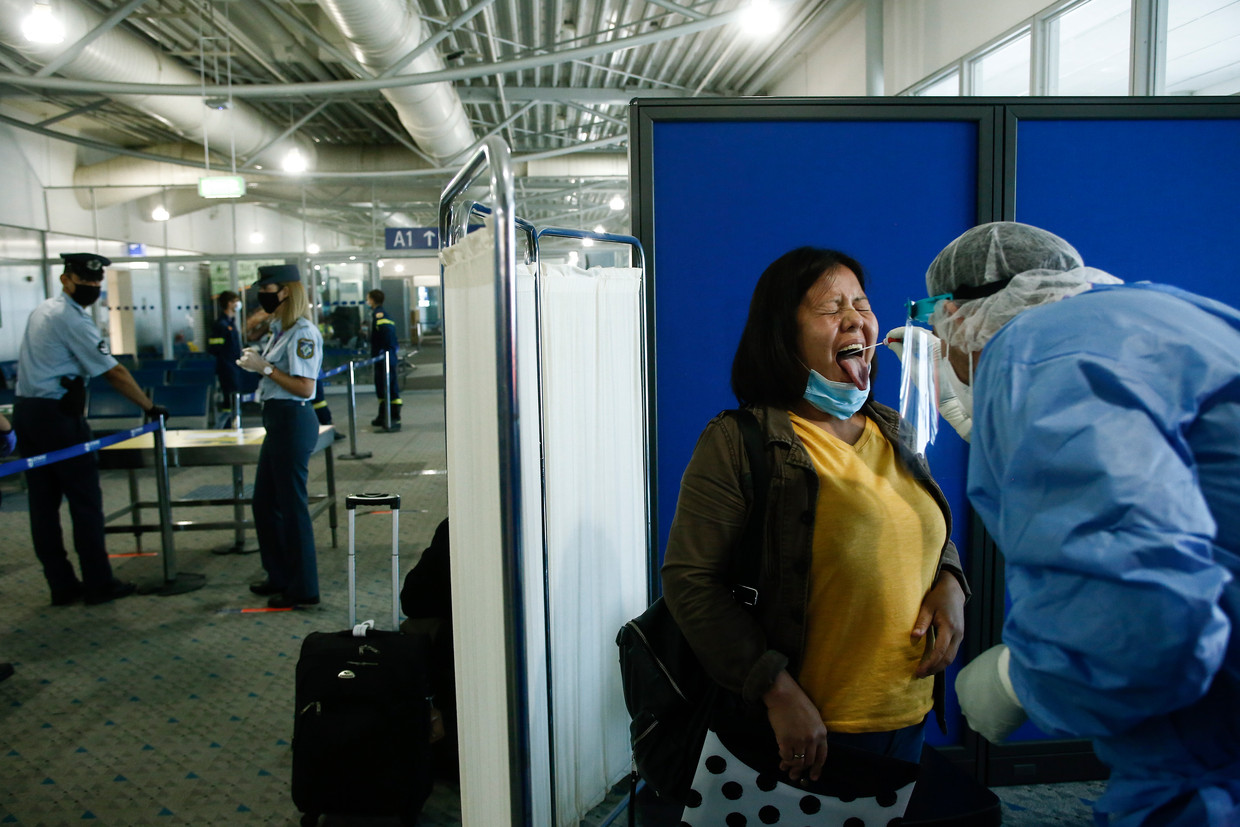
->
xmin=615 ymin=408 xmax=769 ymax=804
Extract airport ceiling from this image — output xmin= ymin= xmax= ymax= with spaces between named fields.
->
xmin=0 ymin=0 xmax=845 ymax=244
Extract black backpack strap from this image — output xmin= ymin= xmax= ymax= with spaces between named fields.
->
xmin=724 ymin=408 xmax=768 ymax=607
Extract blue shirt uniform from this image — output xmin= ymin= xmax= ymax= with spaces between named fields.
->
xmin=17 ymin=292 xmax=118 ymax=398
xmin=969 ymin=284 xmax=1240 ymax=827
xmin=258 ymin=316 xmax=323 ymax=402
xmin=207 ymin=314 xmax=242 ymax=394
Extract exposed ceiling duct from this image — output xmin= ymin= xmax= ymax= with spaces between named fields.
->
xmin=0 ymin=0 xmax=313 ymax=171
xmin=314 ymin=0 xmax=475 ymax=164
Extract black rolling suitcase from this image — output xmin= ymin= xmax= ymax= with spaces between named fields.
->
xmin=292 ymin=493 xmax=434 ymax=827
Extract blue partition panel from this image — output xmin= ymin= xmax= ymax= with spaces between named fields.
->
xmin=1005 ymin=115 xmax=1240 ymax=745
xmin=649 ymin=117 xmax=982 ymax=746
xmin=1015 ymin=118 xmax=1240 ymax=306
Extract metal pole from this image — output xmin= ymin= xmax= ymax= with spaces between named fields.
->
xmin=233 ymin=391 xmax=242 ymax=430
xmin=382 ymin=350 xmax=393 ymax=430
xmin=347 ymin=508 xmax=357 ymax=628
xmin=390 ymin=497 xmax=400 ymax=630
xmin=151 ymin=417 xmax=206 ymax=595
xmin=338 ymin=359 xmax=371 ymax=460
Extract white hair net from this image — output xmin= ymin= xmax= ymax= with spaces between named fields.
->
xmin=925 ymin=222 xmax=1123 ymax=354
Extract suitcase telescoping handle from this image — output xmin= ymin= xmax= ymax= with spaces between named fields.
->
xmin=344 ymin=492 xmax=401 ymax=631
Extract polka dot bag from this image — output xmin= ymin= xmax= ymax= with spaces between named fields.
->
xmin=680 ymin=730 xmax=916 ymax=826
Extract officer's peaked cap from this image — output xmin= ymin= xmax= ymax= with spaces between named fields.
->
xmin=60 ymin=252 xmax=111 ymax=280
xmin=255 ymin=264 xmax=301 ymax=286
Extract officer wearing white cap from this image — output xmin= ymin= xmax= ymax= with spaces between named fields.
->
xmin=237 ymin=264 xmax=324 ymax=608
xmin=14 ymin=253 xmax=169 ymax=605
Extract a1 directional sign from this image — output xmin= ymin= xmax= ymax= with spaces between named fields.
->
xmin=385 ymin=227 xmax=438 ymax=250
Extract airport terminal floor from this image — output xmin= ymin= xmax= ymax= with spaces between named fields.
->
xmin=0 ymin=355 xmax=1104 ymax=826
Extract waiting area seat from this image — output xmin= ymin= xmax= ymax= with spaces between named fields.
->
xmin=150 ymin=385 xmax=213 ymax=429
xmin=86 ymin=387 xmax=143 ymax=434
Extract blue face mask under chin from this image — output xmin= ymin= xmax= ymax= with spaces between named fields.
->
xmin=803 ymin=370 xmax=868 ymax=420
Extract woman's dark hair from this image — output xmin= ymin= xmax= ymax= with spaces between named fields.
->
xmin=730 ymin=247 xmax=867 ymax=407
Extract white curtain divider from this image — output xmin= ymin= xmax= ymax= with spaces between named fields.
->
xmin=443 ymin=226 xmax=646 ymax=826
xmin=535 ymin=262 xmax=646 ymax=825
xmin=441 ymin=223 xmax=528 ymax=826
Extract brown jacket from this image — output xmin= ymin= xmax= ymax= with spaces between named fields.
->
xmin=661 ymin=402 xmax=968 ymax=728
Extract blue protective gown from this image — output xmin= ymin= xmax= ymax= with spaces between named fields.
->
xmin=968 ymin=283 xmax=1240 ymax=827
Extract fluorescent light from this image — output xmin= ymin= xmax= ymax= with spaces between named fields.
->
xmin=306 ymin=243 xmax=320 ymax=255
xmin=739 ymin=0 xmax=781 ymax=36
xmin=608 ymin=195 xmax=626 ymax=211
xmin=151 ymin=205 xmax=170 ymax=221
xmin=394 ymin=264 xmax=405 ymax=273
xmin=249 ymin=231 xmax=264 ymax=244
xmin=22 ymin=0 xmax=64 ymax=44
xmin=282 ymin=148 xmax=308 ymax=174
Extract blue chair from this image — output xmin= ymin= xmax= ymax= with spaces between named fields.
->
xmin=177 ymin=353 xmax=214 ymax=363
xmin=151 ymin=385 xmax=212 ymax=429
xmin=128 ymin=367 xmax=168 ymax=389
xmin=113 ymin=354 xmax=139 ymax=369
xmin=168 ymin=369 xmax=215 ymax=386
xmin=140 ymin=359 xmax=180 ymax=372
xmin=86 ymin=387 xmax=143 ymax=433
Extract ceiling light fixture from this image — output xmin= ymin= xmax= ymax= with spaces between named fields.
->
xmin=307 ymin=243 xmax=320 ymax=255
xmin=22 ymin=0 xmax=64 ymax=44
xmin=739 ymin=0 xmax=781 ymax=36
xmin=282 ymin=148 xmax=308 ymax=174
xmin=608 ymin=195 xmax=626 ymax=211
xmin=394 ymin=264 xmax=405 ymax=273
xmin=151 ymin=205 xmax=170 ymax=221
xmin=593 ymin=225 xmax=606 ymax=234
xmin=249 ymin=231 xmax=264 ymax=244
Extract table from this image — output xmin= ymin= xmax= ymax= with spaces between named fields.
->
xmin=100 ymin=425 xmax=338 ymax=595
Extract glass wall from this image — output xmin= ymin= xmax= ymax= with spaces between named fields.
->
xmin=1046 ymin=0 xmax=1131 ymax=94
xmin=1167 ymin=0 xmax=1240 ymax=94
xmin=315 ymin=260 xmax=372 ymax=350
xmin=972 ymin=31 xmax=1032 ymax=95
xmin=0 ymin=225 xmax=47 ymax=364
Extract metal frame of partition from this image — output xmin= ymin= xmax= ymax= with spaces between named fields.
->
xmin=440 ymin=137 xmax=650 ymax=826
xmin=439 ymin=136 xmax=532 ymax=827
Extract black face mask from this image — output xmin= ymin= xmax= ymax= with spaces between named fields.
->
xmin=70 ymin=283 xmax=101 ymax=307
xmin=257 ymin=292 xmax=284 ymax=313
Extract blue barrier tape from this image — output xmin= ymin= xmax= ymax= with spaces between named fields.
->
xmin=319 ymin=363 xmax=351 ymax=379
xmin=0 ymin=421 xmax=163 ymax=479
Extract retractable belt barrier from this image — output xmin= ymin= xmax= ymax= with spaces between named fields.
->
xmin=0 ymin=421 xmax=161 ymax=479
xmin=234 ymin=355 xmax=386 ymax=405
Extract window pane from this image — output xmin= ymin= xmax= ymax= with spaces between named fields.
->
xmin=972 ymin=32 xmax=1031 ymax=96
xmin=1167 ymin=0 xmax=1240 ymax=95
xmin=1049 ymin=0 xmax=1131 ymax=94
xmin=916 ymin=72 xmax=961 ymax=96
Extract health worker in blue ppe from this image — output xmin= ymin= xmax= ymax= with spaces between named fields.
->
xmin=919 ymin=222 xmax=1239 ymax=827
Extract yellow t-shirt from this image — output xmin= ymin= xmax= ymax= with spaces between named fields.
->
xmin=789 ymin=412 xmax=945 ymax=733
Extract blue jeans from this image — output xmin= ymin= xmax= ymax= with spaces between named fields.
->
xmin=831 ymin=720 xmax=926 ymax=764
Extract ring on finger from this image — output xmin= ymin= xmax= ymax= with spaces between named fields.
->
xmin=792 ymin=753 xmax=806 ymax=759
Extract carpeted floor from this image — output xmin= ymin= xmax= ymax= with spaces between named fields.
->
xmin=0 ymin=348 xmax=1107 ymax=826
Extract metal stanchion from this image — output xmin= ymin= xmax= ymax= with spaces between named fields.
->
xmin=382 ymin=350 xmax=394 ymax=431
xmin=151 ymin=416 xmax=206 ymax=595
xmin=339 ymin=358 xmax=372 ymax=461
xmin=233 ymin=391 xmax=242 ymax=430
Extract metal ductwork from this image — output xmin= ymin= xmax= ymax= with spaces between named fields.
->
xmin=0 ymin=0 xmax=314 ymax=171
xmin=315 ymin=0 xmax=475 ymax=164
xmin=75 ymin=143 xmax=439 ymax=210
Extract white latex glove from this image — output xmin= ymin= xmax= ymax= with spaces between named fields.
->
xmin=885 ymin=326 xmax=973 ymax=442
xmin=955 ymin=644 xmax=1027 ymax=742
xmin=236 ymin=347 xmax=272 ymax=374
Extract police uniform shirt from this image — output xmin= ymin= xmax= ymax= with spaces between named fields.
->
xmin=17 ymin=292 xmax=118 ymax=399
xmin=257 ymin=316 xmax=323 ymax=402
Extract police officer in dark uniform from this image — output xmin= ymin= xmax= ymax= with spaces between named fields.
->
xmin=207 ymin=290 xmax=242 ymax=425
xmin=366 ymin=289 xmax=401 ymax=429
xmin=15 ymin=253 xmax=169 ymax=605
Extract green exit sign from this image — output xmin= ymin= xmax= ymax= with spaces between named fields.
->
xmin=198 ymin=175 xmax=247 ymax=199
